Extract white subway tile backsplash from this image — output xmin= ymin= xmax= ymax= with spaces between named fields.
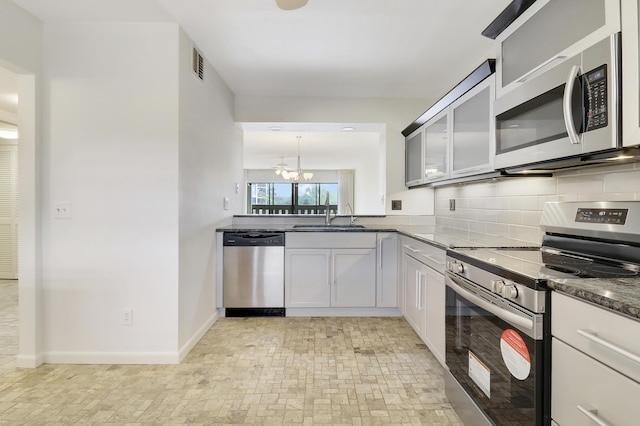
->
xmin=497 ymin=210 xmax=522 ymax=225
xmin=508 ymin=196 xmax=540 ymax=211
xmin=522 ymin=211 xmax=543 ymax=227
xmin=434 ymin=163 xmax=639 ymax=242
xmin=557 ymin=175 xmax=603 ymax=195
xmin=604 ymin=170 xmax=640 ymax=193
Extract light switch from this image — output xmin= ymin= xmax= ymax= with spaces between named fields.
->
xmin=223 ymin=197 xmax=230 ymax=210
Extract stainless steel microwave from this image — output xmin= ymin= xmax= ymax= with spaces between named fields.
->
xmin=493 ymin=33 xmax=620 ymax=172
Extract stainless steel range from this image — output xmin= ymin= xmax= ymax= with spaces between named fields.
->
xmin=444 ymin=201 xmax=640 ymax=426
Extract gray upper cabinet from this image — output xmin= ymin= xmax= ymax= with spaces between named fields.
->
xmin=450 ymin=75 xmax=495 ymax=178
xmin=404 ymin=129 xmax=424 ymax=186
xmin=496 ymin=0 xmax=621 ymax=97
xmin=403 ymin=60 xmax=495 ymax=187
xmin=424 ymin=111 xmax=449 ymax=183
xmin=622 ymin=0 xmax=640 ymax=147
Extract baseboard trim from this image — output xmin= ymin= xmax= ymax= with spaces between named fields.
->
xmin=285 ymin=307 xmax=401 ymax=317
xmin=43 ymin=351 xmax=181 ymax=365
xmin=178 ymin=310 xmax=219 ymax=362
xmin=16 ymin=352 xmax=44 ymax=368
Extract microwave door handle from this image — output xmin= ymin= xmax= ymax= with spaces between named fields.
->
xmin=563 ymin=65 xmax=582 ymax=145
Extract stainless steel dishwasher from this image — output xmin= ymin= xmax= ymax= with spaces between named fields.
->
xmin=223 ymin=232 xmax=285 ymax=317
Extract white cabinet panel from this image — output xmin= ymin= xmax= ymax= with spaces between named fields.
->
xmin=285 ymin=249 xmax=331 ymax=308
xmin=333 ymin=249 xmax=376 ymax=307
xmin=552 ymin=338 xmax=640 ymax=426
xmin=403 ymin=255 xmax=425 ymax=336
xmin=552 ymin=292 xmax=640 ymax=383
xmin=424 ymin=266 xmax=446 ymax=365
xmin=376 ymin=233 xmax=398 ymax=308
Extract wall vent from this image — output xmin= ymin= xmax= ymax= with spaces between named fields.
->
xmin=192 ymin=47 xmax=204 ymax=80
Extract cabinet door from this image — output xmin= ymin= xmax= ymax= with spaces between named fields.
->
xmin=403 ymin=255 xmax=425 ymax=336
xmin=332 ymin=248 xmax=376 ymax=307
xmin=622 ymin=0 xmax=640 ymax=146
xmin=451 ymin=77 xmax=494 ymax=177
xmin=405 ymin=129 xmax=424 ymax=186
xmin=552 ymin=338 xmax=640 ymax=426
xmin=376 ymin=233 xmax=398 ymax=308
xmin=424 ymin=112 xmax=449 ymax=182
xmin=424 ymin=267 xmax=446 ymax=366
xmin=285 ymin=249 xmax=331 ymax=308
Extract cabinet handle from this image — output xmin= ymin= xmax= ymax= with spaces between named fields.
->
xmin=576 ymin=329 xmax=640 ymax=364
xmin=517 ymin=55 xmax=567 ymax=83
xmin=379 ymin=239 xmax=383 ymax=269
xmin=577 ymin=405 xmax=611 ymax=426
xmin=403 ymin=244 xmax=420 ymax=253
xmin=421 ymin=253 xmax=444 ymax=265
xmin=415 ymin=271 xmax=420 ymax=309
xmin=418 ymin=272 xmax=424 ymax=310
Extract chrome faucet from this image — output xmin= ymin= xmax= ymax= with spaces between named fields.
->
xmin=324 ymin=192 xmax=334 ymax=225
xmin=346 ymin=203 xmax=357 ymax=225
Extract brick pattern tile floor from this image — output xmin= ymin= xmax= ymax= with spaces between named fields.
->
xmin=0 ymin=281 xmax=461 ymax=425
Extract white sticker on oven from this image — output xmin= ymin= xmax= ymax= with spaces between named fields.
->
xmin=468 ymin=351 xmax=490 ymax=398
xmin=500 ymin=329 xmax=531 ymax=380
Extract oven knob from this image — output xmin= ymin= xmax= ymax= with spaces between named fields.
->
xmin=502 ymin=284 xmax=519 ymax=299
xmin=449 ymin=262 xmax=464 ymax=274
xmin=491 ymin=280 xmax=505 ymax=293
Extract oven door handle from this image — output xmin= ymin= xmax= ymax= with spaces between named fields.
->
xmin=446 ymin=275 xmax=534 ymax=333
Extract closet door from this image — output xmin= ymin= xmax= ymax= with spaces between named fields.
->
xmin=0 ymin=145 xmax=17 ymax=279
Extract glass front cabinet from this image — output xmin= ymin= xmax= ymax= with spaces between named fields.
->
xmin=404 ymin=128 xmax=424 ymax=186
xmin=404 ymin=72 xmax=495 ymax=187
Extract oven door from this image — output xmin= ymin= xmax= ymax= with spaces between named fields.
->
xmin=445 ymin=273 xmax=549 ymax=426
xmin=493 ymin=33 xmax=619 ymax=171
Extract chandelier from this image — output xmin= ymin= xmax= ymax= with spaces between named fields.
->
xmin=279 ymin=136 xmax=313 ymax=181
xmin=275 ymin=0 xmax=308 ymax=11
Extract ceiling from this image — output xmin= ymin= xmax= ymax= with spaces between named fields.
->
xmin=8 ymin=0 xmax=513 ymax=170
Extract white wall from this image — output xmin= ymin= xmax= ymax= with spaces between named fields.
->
xmin=0 ymin=0 xmax=43 ymax=367
xmin=177 ymin=30 xmax=241 ymax=355
xmin=41 ymin=22 xmax=181 ymax=363
xmin=235 ymin=96 xmax=436 ymax=216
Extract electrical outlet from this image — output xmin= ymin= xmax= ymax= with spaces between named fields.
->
xmin=123 ymin=308 xmax=133 ymax=326
xmin=449 ymin=199 xmax=456 ymax=211
xmin=53 ymin=201 xmax=71 ymax=219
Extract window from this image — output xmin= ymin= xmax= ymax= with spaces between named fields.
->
xmin=248 ymin=182 xmax=338 ymax=215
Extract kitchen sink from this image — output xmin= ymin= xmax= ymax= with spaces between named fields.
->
xmin=292 ymin=224 xmax=366 ymax=229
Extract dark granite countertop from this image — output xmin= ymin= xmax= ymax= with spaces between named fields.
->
xmin=547 ymin=278 xmax=640 ymax=321
xmin=216 ymin=224 xmax=537 ymax=250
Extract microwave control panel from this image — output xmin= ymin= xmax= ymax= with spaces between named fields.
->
xmin=585 ymin=65 xmax=607 ymax=132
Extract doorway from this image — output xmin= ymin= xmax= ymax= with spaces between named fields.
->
xmin=0 ymin=64 xmax=19 ymax=366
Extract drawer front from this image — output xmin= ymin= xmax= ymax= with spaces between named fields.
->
xmin=552 ymin=338 xmax=640 ymax=426
xmin=552 ymin=292 xmax=640 ymax=383
xmin=285 ymin=232 xmax=376 ymax=249
xmin=401 ymin=236 xmax=445 ymax=273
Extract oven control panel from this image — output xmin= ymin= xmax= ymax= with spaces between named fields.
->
xmin=575 ymin=208 xmax=628 ymax=225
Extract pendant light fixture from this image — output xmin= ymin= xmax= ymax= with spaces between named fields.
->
xmin=282 ymin=136 xmax=313 ymax=181
xmin=275 ymin=0 xmax=308 ymax=11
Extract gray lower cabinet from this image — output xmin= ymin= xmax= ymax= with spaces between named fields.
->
xmin=551 ymin=292 xmax=640 ymax=425
xmin=284 ymin=232 xmax=378 ymax=308
xmin=401 ymin=236 xmax=446 ymax=367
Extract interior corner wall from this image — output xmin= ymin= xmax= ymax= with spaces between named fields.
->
xmin=177 ymin=30 xmax=242 ymax=354
xmin=41 ymin=22 xmax=181 ymax=363
xmin=234 ymin=96 xmax=435 ymax=215
xmin=0 ymin=0 xmax=44 ymax=367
